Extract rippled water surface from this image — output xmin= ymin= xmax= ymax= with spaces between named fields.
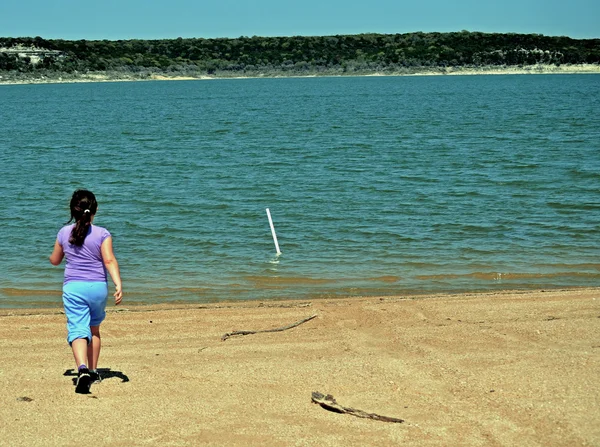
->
xmin=1 ymin=74 xmax=599 ymax=307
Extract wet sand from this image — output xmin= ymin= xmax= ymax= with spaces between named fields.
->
xmin=0 ymin=288 xmax=598 ymax=446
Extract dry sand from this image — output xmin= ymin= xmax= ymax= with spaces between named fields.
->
xmin=1 ymin=288 xmax=599 ymax=446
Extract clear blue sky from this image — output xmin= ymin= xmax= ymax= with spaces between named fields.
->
xmin=1 ymin=0 xmax=598 ymax=40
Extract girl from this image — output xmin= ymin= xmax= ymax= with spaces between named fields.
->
xmin=49 ymin=189 xmax=123 ymax=394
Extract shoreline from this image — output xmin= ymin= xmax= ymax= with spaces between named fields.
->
xmin=1 ymin=286 xmax=599 ymax=315
xmin=1 ymin=285 xmax=598 ymax=311
xmin=1 ymin=287 xmax=598 ymax=445
xmin=1 ymin=63 xmax=599 ymax=86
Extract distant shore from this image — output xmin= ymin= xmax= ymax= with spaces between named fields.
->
xmin=1 ymin=63 xmax=599 ymax=85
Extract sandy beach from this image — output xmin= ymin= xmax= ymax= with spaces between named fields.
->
xmin=0 ymin=288 xmax=598 ymax=446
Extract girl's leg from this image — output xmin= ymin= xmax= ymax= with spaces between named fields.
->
xmin=87 ymin=282 xmax=107 ymax=373
xmin=63 ymin=281 xmax=93 ymax=368
xmin=72 ymin=338 xmax=92 ymax=394
xmin=88 ymin=325 xmax=101 ymax=370
xmin=71 ymin=338 xmax=88 ymax=368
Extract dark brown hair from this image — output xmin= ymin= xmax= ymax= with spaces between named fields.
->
xmin=68 ymin=189 xmax=98 ymax=246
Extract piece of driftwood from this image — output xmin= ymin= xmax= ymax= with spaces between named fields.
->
xmin=221 ymin=314 xmax=317 ymax=341
xmin=311 ymin=392 xmax=404 ymax=423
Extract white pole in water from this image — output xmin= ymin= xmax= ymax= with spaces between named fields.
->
xmin=266 ymin=208 xmax=282 ymax=255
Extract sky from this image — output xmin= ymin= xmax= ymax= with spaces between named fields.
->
xmin=1 ymin=0 xmax=598 ymax=41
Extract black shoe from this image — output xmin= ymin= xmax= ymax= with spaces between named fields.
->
xmin=75 ymin=368 xmax=91 ymax=394
xmin=90 ymin=370 xmax=102 ymax=383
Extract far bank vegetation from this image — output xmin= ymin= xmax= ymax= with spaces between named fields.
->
xmin=0 ymin=31 xmax=599 ymax=82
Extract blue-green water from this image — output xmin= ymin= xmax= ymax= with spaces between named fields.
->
xmin=1 ymin=74 xmax=599 ymax=307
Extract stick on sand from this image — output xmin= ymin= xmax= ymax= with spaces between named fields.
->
xmin=221 ymin=314 xmax=317 ymax=341
xmin=311 ymin=392 xmax=404 ymax=423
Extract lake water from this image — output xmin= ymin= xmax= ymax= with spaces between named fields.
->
xmin=1 ymin=74 xmax=599 ymax=307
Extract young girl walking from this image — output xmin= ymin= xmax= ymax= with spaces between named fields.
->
xmin=49 ymin=189 xmax=123 ymax=394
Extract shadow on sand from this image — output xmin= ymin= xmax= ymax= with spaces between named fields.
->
xmin=63 ymin=368 xmax=130 ymax=386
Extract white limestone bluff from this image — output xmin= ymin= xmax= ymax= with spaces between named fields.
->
xmin=0 ymin=45 xmax=64 ymax=64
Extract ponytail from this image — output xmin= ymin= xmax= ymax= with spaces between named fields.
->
xmin=67 ymin=190 xmax=98 ymax=246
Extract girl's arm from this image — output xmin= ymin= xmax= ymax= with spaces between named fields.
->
xmin=49 ymin=239 xmax=64 ymax=265
xmin=101 ymin=236 xmax=123 ymax=305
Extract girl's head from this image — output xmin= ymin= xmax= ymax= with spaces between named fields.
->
xmin=68 ymin=189 xmax=98 ymax=246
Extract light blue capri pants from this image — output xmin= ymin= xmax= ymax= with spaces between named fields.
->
xmin=62 ymin=281 xmax=108 ymax=344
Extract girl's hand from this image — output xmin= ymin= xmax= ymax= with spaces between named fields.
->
xmin=114 ymin=285 xmax=123 ymax=305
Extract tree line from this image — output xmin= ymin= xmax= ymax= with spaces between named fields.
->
xmin=1 ymin=31 xmax=599 ymax=78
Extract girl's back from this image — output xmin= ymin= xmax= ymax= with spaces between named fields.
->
xmin=57 ymin=224 xmax=111 ymax=284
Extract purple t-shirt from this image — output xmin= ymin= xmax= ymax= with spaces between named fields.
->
xmin=57 ymin=224 xmax=111 ymax=284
